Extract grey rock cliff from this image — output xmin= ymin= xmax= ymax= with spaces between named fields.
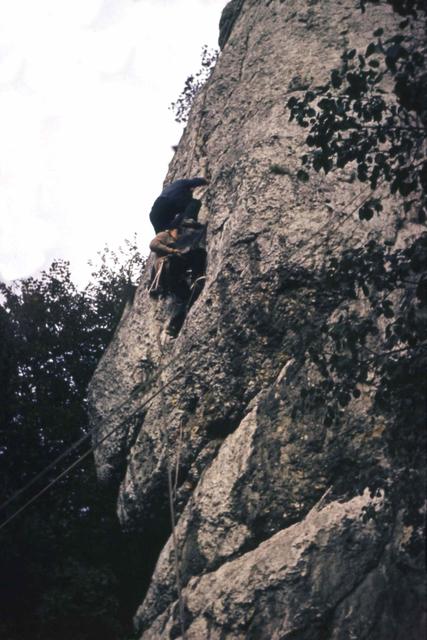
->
xmin=89 ymin=0 xmax=426 ymax=637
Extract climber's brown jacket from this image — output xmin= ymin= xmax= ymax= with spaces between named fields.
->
xmin=149 ymin=230 xmax=180 ymax=257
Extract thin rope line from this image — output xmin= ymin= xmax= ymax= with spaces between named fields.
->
xmin=167 ymin=463 xmax=186 ymax=640
xmin=0 ymin=372 xmax=180 ymax=532
xmin=156 ymin=334 xmax=186 ymax=640
xmin=0 ymin=430 xmax=91 ymax=513
xmin=0 ymin=346 xmax=187 ymax=514
xmin=173 ymin=418 xmax=184 ymax=502
xmin=0 ymin=448 xmax=95 ymax=534
xmin=291 ymin=180 xmax=383 ymax=267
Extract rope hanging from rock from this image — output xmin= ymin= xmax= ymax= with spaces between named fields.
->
xmin=148 ymin=257 xmax=166 ymax=294
xmin=0 ymin=369 xmax=181 ymax=531
xmin=156 ymin=334 xmax=187 ymax=640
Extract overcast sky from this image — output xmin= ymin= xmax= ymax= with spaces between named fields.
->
xmin=0 ymin=0 xmax=225 ymax=285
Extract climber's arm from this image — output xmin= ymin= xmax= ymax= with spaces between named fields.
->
xmin=184 ymin=177 xmax=209 ymax=189
xmin=150 ymin=233 xmax=182 ymax=257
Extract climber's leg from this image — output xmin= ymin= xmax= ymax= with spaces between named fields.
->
xmin=166 ymin=300 xmax=187 ymax=337
xmin=182 ymin=198 xmax=202 ymax=223
xmin=189 ymin=248 xmax=207 ymax=281
xmin=149 ymin=197 xmax=181 ymax=233
xmin=163 ymin=256 xmax=192 ymax=337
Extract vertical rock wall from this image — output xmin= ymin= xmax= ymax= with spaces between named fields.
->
xmin=88 ymin=1 xmax=426 ymax=637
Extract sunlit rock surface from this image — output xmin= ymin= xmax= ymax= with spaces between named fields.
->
xmin=89 ymin=0 xmax=426 ymax=637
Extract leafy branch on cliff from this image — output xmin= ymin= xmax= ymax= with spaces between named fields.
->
xmin=285 ymin=5 xmax=426 ymax=541
xmin=170 ymin=45 xmax=218 ymax=124
xmin=287 ymin=19 xmax=426 ymax=221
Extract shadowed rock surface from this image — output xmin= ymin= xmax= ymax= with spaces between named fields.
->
xmin=89 ymin=0 xmax=426 ymax=637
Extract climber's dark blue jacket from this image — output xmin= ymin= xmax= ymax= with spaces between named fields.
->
xmin=149 ymin=177 xmax=208 ymax=233
xmin=160 ymin=178 xmax=208 ymax=209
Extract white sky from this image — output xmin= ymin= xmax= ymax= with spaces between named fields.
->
xmin=0 ymin=0 xmax=226 ymax=285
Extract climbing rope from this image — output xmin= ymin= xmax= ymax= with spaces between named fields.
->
xmin=0 ymin=347 xmax=188 ymax=518
xmin=0 ymin=371 xmax=180 ymax=533
xmin=0 ymin=428 xmax=92 ymax=514
xmin=167 ymin=463 xmax=186 ymax=640
xmin=156 ymin=334 xmax=187 ymax=640
xmin=173 ymin=417 xmax=185 ymax=502
xmin=291 ymin=179 xmax=387 ymax=269
xmin=148 ymin=257 xmax=166 ymax=294
xmin=186 ymin=275 xmax=206 ymax=311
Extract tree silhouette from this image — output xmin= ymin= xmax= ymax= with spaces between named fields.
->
xmin=0 ymin=240 xmax=145 ymax=640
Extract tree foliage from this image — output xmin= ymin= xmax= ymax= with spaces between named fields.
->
xmin=287 ymin=14 xmax=426 ymax=221
xmin=170 ymin=45 xmax=219 ymax=124
xmin=286 ymin=3 xmax=426 ymax=540
xmin=0 ymin=240 xmax=145 ymax=640
xmin=359 ymin=0 xmax=426 ymax=16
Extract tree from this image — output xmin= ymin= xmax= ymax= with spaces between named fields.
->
xmin=170 ymin=45 xmax=219 ymax=124
xmin=285 ymin=1 xmax=426 ymax=547
xmin=0 ymin=240 xmax=145 ymax=640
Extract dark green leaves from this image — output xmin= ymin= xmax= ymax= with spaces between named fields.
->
xmin=366 ymin=42 xmax=377 ymax=57
xmin=171 ymin=45 xmax=218 ymax=123
xmin=358 ymin=198 xmax=383 ymax=219
xmin=285 ymin=15 xmax=426 ymax=222
xmin=0 ymin=242 xmax=145 ymax=640
xmin=297 ymin=169 xmax=310 ymax=182
xmin=359 ymin=203 xmax=374 ymax=220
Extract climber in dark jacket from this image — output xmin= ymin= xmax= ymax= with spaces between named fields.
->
xmin=149 ymin=177 xmax=208 ymax=233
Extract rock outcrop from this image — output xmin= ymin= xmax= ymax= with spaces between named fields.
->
xmin=89 ymin=1 xmax=426 ymax=638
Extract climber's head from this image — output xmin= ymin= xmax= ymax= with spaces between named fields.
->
xmin=168 ymin=216 xmax=181 ymax=239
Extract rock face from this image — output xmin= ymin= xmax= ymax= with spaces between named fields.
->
xmin=88 ymin=0 xmax=426 ymax=638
